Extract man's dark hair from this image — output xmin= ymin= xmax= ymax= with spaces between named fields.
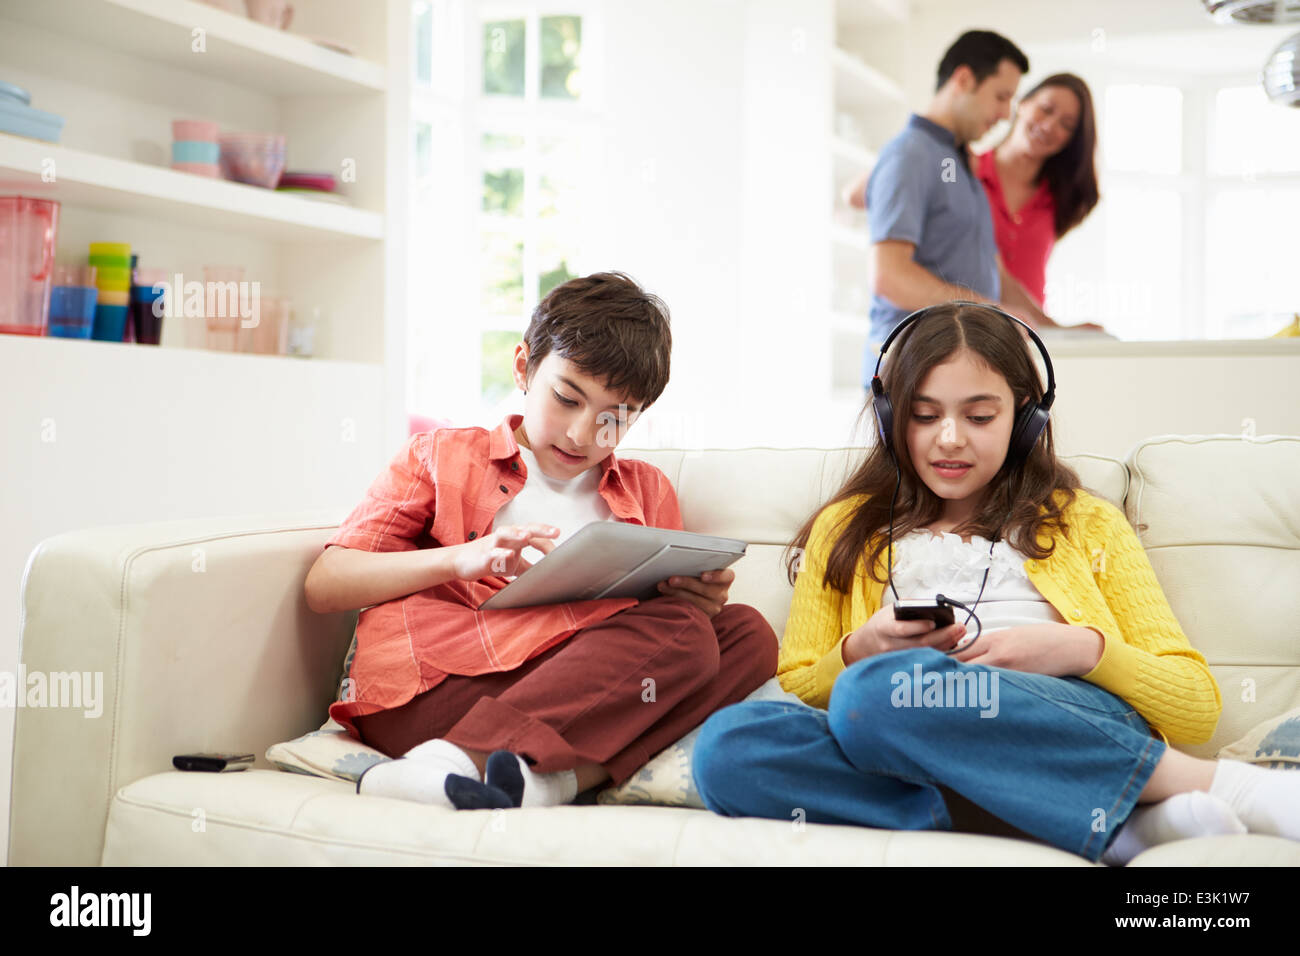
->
xmin=523 ymin=271 xmax=672 ymax=408
xmin=935 ymin=30 xmax=1029 ymax=92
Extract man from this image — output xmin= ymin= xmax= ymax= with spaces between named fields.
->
xmin=863 ymin=30 xmax=1096 ymax=386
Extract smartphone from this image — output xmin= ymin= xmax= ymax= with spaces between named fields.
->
xmin=173 ymin=753 xmax=255 ymax=773
xmin=893 ymin=599 xmax=956 ymax=629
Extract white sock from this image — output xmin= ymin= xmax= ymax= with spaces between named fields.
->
xmin=1209 ymin=758 xmax=1300 ymax=839
xmin=1101 ymin=791 xmax=1246 ymax=866
xmin=356 ymin=739 xmax=479 ymax=809
xmin=509 ymin=755 xmax=578 ymax=808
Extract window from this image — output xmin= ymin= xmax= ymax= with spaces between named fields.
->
xmin=1047 ymin=76 xmax=1300 ymax=340
xmin=474 ymin=6 xmax=600 ymax=410
xmin=1104 ymin=84 xmax=1182 ymax=174
xmin=1205 ymin=83 xmax=1300 ymax=337
xmin=407 ymin=2 xmax=602 ymax=423
xmin=1210 ymin=84 xmax=1300 ymax=177
xmin=1047 ymin=83 xmax=1188 ymax=339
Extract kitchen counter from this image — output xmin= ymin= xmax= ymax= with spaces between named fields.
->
xmin=1035 ymin=335 xmax=1300 ymax=358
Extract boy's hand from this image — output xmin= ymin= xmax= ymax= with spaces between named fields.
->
xmin=655 ymin=567 xmax=734 ymax=619
xmin=454 ymin=524 xmax=559 ymax=582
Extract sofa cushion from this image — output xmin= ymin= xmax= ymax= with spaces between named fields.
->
xmin=101 ymin=769 xmax=1101 ymax=865
xmin=1124 ymin=434 xmax=1300 ymax=758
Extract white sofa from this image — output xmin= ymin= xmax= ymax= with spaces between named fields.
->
xmin=9 ymin=434 xmax=1300 ymax=866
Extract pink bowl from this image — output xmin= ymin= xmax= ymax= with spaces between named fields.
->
xmin=218 ymin=133 xmax=287 ymax=188
xmin=173 ymin=119 xmax=219 ymax=141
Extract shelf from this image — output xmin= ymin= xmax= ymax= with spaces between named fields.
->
xmin=830 ymin=136 xmax=876 ymax=169
xmin=831 ymin=222 xmax=867 ymax=251
xmin=0 ymin=133 xmax=384 ymax=242
xmin=835 ymin=0 xmax=907 ymax=30
xmin=1 ymin=0 xmax=385 ymax=97
xmin=832 ymin=48 xmax=906 ymax=113
xmin=832 ymin=310 xmax=868 ymax=335
xmin=831 ymin=136 xmax=874 ymax=202
xmin=0 ymin=327 xmax=383 ymax=368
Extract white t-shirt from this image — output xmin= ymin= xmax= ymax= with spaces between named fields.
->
xmin=878 ymin=528 xmax=1066 ymax=633
xmin=491 ymin=445 xmax=614 ymax=566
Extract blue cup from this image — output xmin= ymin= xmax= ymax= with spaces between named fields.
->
xmin=92 ymin=303 xmax=129 ymax=342
xmin=49 ymin=285 xmax=98 ymax=339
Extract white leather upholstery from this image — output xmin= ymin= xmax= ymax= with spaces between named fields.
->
xmin=9 ymin=439 xmax=1300 ymax=866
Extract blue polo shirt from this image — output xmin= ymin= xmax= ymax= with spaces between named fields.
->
xmin=864 ymin=114 xmax=1000 ymax=381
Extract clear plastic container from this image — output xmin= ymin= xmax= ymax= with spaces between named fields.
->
xmin=0 ymin=197 xmax=60 ymax=336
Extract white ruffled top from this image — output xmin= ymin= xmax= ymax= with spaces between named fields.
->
xmin=880 ymin=528 xmax=1066 ymax=632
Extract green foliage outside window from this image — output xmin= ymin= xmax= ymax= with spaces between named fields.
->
xmin=483 ymin=168 xmax=524 ymax=216
xmin=483 ymin=19 xmax=525 ymax=96
xmin=481 ymin=330 xmax=523 ymax=405
xmin=540 ymin=16 xmax=581 ymax=99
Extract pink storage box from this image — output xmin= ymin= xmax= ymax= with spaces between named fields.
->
xmin=172 ymin=119 xmax=219 ymax=141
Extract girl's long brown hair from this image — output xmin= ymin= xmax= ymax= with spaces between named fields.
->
xmin=1017 ymin=73 xmax=1100 ymax=240
xmin=785 ymin=303 xmax=1085 ymax=593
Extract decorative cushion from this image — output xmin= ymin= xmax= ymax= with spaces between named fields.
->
xmin=265 ymin=716 xmax=391 ymax=783
xmin=1216 ymin=705 xmax=1300 ymax=770
xmin=596 ymin=677 xmax=805 ymax=809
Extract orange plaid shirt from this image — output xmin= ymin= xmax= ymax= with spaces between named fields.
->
xmin=325 ymin=413 xmax=685 ymax=738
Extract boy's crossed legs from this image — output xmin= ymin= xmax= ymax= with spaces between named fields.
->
xmin=355 ymin=596 xmax=777 ymax=808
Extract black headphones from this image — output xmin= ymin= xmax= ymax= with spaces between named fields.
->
xmin=870 ymin=301 xmax=1056 ymax=468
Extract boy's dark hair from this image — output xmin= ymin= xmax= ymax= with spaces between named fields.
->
xmin=523 ymin=271 xmax=672 ymax=407
xmin=785 ymin=302 xmax=1084 ymax=591
xmin=935 ymin=30 xmax=1029 ymax=92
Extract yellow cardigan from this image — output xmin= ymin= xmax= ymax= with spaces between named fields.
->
xmin=778 ymin=488 xmax=1222 ymax=746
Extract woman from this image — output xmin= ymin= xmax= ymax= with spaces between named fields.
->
xmin=976 ymin=73 xmax=1099 ymax=307
xmin=844 ymin=73 xmax=1101 ymax=310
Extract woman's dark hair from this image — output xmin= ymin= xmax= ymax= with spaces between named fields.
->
xmin=523 ymin=271 xmax=672 ymax=407
xmin=785 ymin=303 xmax=1084 ymax=592
xmin=1017 ymin=73 xmax=1100 ymax=239
xmin=936 ymin=30 xmax=1030 ymax=91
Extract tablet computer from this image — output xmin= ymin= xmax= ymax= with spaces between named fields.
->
xmin=478 ymin=522 xmax=747 ymax=610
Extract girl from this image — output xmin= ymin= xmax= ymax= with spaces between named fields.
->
xmin=692 ymin=301 xmax=1300 ymax=864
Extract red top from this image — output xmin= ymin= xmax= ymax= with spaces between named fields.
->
xmin=977 ymin=149 xmax=1056 ymax=306
xmin=324 ymin=413 xmax=685 ymax=739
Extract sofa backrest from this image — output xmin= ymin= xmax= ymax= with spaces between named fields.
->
xmin=623 ymin=447 xmax=1129 ymax=638
xmin=9 ymin=436 xmax=1296 ymax=865
xmin=1122 ymin=435 xmax=1300 ymax=759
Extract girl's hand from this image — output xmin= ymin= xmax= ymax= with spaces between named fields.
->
xmin=656 ymin=567 xmax=734 ymax=619
xmin=949 ymin=623 xmax=1104 ymax=676
xmin=843 ymin=603 xmax=967 ymax=665
xmin=453 ymin=524 xmax=560 ymax=582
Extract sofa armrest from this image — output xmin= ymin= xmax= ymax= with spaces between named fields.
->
xmin=8 ymin=512 xmax=357 ymax=866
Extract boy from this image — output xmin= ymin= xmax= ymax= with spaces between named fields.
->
xmin=304 ymin=271 xmax=778 ymax=809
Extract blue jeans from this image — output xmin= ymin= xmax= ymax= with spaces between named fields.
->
xmin=692 ymin=647 xmax=1167 ymax=862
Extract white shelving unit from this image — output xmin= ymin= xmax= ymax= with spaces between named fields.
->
xmin=0 ymin=0 xmax=408 ymax=415
xmin=0 ymin=1 xmax=415 ymax=867
xmin=829 ymin=0 xmax=910 ymax=394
